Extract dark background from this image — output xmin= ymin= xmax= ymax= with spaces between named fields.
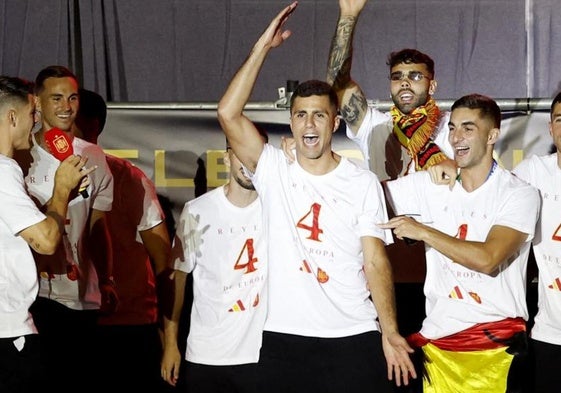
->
xmin=1 ymin=0 xmax=560 ymax=103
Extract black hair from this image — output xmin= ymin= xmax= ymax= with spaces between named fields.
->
xmin=0 ymin=75 xmax=34 ymax=109
xmin=551 ymin=91 xmax=561 ymax=116
xmin=77 ymin=88 xmax=107 ymax=134
xmin=451 ymin=93 xmax=502 ymax=129
xmin=387 ymin=49 xmax=435 ymax=77
xmin=289 ymin=80 xmax=338 ymax=113
xmin=34 ymin=65 xmax=78 ymax=94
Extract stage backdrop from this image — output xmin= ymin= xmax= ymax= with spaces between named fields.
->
xmin=99 ymin=102 xmax=553 ymax=282
xmin=2 ymin=0 xmax=561 ymax=102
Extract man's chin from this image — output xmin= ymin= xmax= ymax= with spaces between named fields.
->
xmin=396 ymin=102 xmax=416 ymax=114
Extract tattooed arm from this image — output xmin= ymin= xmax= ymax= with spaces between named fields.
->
xmin=327 ymin=0 xmax=369 ymax=135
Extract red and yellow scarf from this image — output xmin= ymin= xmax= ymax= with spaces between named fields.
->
xmin=390 ymin=98 xmax=448 ymax=172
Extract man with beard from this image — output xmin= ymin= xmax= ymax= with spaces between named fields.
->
xmin=323 ymin=2 xmax=457 ymax=358
xmin=161 ymin=131 xmax=269 ymax=393
xmin=327 ymin=0 xmax=454 ymax=180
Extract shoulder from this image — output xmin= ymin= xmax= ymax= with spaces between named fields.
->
xmin=384 ymin=171 xmax=434 ymax=198
xmin=498 ymin=167 xmax=540 ymax=199
xmin=187 ymin=186 xmax=223 ymax=209
xmin=0 ymin=156 xmax=23 ymax=182
xmin=73 ymin=137 xmax=109 ymax=161
xmin=341 ymin=157 xmax=380 ymax=180
xmin=255 ymin=144 xmax=289 ymax=176
xmin=514 ymin=153 xmax=555 ymax=173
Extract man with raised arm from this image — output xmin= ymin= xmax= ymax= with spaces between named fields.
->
xmin=327 ymin=0 xmax=453 ymax=180
xmin=216 ymin=2 xmax=415 ymax=392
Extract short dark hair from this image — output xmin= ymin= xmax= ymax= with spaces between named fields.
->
xmin=34 ymin=65 xmax=78 ymax=94
xmin=551 ymin=91 xmax=561 ymax=116
xmin=289 ymin=80 xmax=338 ymax=113
xmin=387 ymin=49 xmax=435 ymax=77
xmin=451 ymin=93 xmax=502 ymax=129
xmin=0 ymin=76 xmax=34 ymax=110
xmin=77 ymin=88 xmax=107 ymax=135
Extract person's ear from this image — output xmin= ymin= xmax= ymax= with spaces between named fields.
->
xmin=333 ymin=114 xmax=341 ymax=133
xmin=429 ymin=79 xmax=437 ymax=96
xmin=223 ymin=150 xmax=231 ymax=168
xmin=488 ymin=127 xmax=500 ymax=144
xmin=8 ymin=109 xmax=17 ymax=127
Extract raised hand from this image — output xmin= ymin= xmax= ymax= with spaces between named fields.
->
xmin=255 ymin=1 xmax=298 ymax=50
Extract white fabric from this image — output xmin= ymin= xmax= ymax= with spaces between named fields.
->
xmin=385 ymin=167 xmax=540 ymax=339
xmin=174 ymin=185 xmax=266 ymax=365
xmin=26 ymin=134 xmax=113 ymax=310
xmin=252 ymin=144 xmax=392 ymax=338
xmin=0 ymin=156 xmax=45 ymax=338
xmin=347 ymin=107 xmax=453 ymax=179
xmin=513 ymin=153 xmax=561 ymax=345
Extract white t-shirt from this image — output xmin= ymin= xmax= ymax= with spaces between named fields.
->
xmin=174 ymin=185 xmax=266 ymax=365
xmin=252 ymin=144 xmax=392 ymax=338
xmin=0 ymin=156 xmax=45 ymax=338
xmin=348 ymin=107 xmax=453 ymax=180
xmin=26 ymin=134 xmax=114 ymax=310
xmin=385 ymin=167 xmax=540 ymax=339
xmin=513 ymin=153 xmax=561 ymax=345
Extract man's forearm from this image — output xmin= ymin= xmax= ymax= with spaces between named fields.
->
xmin=367 ymin=261 xmax=399 ymax=335
xmin=327 ymin=15 xmax=358 ymax=88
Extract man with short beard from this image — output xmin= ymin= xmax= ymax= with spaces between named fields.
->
xmin=327 ymin=0 xmax=454 ymax=180
xmin=161 ymin=132 xmax=269 ymax=392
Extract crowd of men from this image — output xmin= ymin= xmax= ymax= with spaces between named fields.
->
xmin=1 ymin=1 xmax=559 ymax=393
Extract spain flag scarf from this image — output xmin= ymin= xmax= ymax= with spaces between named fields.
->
xmin=390 ymin=98 xmax=448 ymax=173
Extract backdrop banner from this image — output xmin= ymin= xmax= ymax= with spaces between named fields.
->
xmin=100 ymin=107 xmax=552 ymax=281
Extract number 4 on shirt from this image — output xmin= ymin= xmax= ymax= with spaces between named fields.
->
xmin=234 ymin=238 xmax=258 ymax=274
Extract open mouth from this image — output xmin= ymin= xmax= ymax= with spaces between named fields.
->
xmin=303 ymin=134 xmax=319 ymax=146
xmin=455 ymin=146 xmax=469 ymax=156
xmin=399 ymin=91 xmax=414 ymax=103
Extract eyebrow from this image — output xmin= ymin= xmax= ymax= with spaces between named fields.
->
xmin=49 ymin=93 xmax=78 ymax=98
xmin=448 ymin=120 xmax=477 ymax=128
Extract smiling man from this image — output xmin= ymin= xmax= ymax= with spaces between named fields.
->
xmin=216 ymin=2 xmax=416 ymax=392
xmin=381 ymin=94 xmax=540 ymax=392
xmin=25 ymin=65 xmax=116 ymax=393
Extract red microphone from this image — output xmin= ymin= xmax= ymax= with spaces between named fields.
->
xmin=44 ymin=127 xmax=89 ymax=198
